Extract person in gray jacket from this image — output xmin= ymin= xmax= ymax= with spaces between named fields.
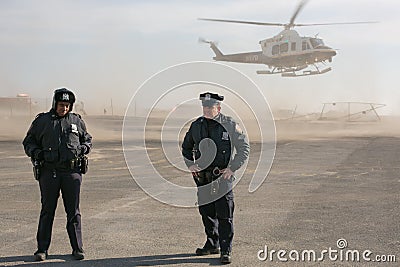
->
xmin=23 ymin=88 xmax=92 ymax=261
xmin=182 ymin=92 xmax=249 ymax=264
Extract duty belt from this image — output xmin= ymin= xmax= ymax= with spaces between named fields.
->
xmin=43 ymin=158 xmax=79 ymax=170
xmin=197 ymin=167 xmax=223 ymax=184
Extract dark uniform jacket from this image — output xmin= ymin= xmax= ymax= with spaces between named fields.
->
xmin=23 ymin=109 xmax=92 ymax=167
xmin=182 ymin=113 xmax=249 ymax=172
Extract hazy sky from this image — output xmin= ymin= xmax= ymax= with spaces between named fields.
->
xmin=0 ymin=0 xmax=399 ymax=115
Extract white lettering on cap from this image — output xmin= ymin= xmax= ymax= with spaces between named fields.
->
xmin=205 ymin=94 xmax=211 ymax=100
xmin=62 ymin=93 xmax=69 ymax=101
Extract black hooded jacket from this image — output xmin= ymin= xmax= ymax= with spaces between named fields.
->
xmin=23 ymin=109 xmax=92 ymax=165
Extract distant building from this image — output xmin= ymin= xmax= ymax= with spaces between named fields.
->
xmin=0 ymin=94 xmax=36 ymax=117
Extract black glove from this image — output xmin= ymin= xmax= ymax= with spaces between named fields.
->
xmin=33 ymin=149 xmax=44 ymax=160
xmin=79 ymin=145 xmax=88 ymax=156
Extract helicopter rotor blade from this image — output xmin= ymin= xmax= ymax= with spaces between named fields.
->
xmin=288 ymin=0 xmax=309 ymax=28
xmin=294 ymin=21 xmax=379 ymax=27
xmin=198 ymin=18 xmax=284 ymax=27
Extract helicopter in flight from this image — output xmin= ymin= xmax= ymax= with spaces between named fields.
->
xmin=199 ymin=0 xmax=377 ymax=77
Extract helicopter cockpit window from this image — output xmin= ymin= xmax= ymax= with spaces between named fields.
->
xmin=280 ymin=42 xmax=288 ymax=53
xmin=272 ymin=44 xmax=279 ymax=55
xmin=310 ymin=38 xmax=324 ymax=48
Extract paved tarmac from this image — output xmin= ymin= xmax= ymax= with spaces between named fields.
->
xmin=0 ymin=116 xmax=399 ymax=266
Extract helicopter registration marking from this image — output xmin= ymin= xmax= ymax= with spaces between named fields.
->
xmin=246 ymin=55 xmax=259 ymax=62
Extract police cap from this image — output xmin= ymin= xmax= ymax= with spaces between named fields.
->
xmin=199 ymin=92 xmax=224 ymax=107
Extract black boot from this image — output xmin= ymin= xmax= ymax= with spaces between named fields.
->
xmin=195 ymin=246 xmax=220 ymax=256
xmin=34 ymin=250 xmax=47 ymax=261
xmin=220 ymin=251 xmax=232 ymax=264
xmin=72 ymin=248 xmax=85 ymax=260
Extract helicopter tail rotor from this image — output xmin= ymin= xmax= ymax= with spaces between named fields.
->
xmin=198 ymin=37 xmax=218 ymax=46
xmin=198 ymin=37 xmax=223 ymax=58
xmin=198 ymin=37 xmax=210 ymax=44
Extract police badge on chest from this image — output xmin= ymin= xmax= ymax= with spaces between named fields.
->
xmin=222 ymin=131 xmax=229 ymax=140
xmin=71 ymin=123 xmax=78 ymax=134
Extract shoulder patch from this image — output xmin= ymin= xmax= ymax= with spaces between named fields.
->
xmin=235 ymin=123 xmax=243 ymax=134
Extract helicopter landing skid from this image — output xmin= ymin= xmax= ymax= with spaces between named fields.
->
xmin=282 ymin=67 xmax=332 ymax=77
xmin=257 ymin=67 xmax=331 ymax=77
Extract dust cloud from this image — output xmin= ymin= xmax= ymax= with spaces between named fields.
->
xmin=273 ymin=117 xmax=400 ymax=142
xmin=2 ymin=113 xmax=400 ymax=143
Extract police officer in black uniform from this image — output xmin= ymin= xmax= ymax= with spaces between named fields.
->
xmin=23 ymin=88 xmax=92 ymax=261
xmin=182 ymin=92 xmax=249 ymax=264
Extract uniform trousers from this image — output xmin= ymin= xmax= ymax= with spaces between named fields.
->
xmin=37 ymin=166 xmax=83 ymax=252
xmin=197 ymin=177 xmax=235 ymax=253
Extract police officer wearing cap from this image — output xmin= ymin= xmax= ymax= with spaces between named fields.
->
xmin=23 ymin=88 xmax=92 ymax=261
xmin=182 ymin=92 xmax=249 ymax=264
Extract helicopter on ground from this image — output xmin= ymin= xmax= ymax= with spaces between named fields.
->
xmin=199 ymin=0 xmax=377 ymax=77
